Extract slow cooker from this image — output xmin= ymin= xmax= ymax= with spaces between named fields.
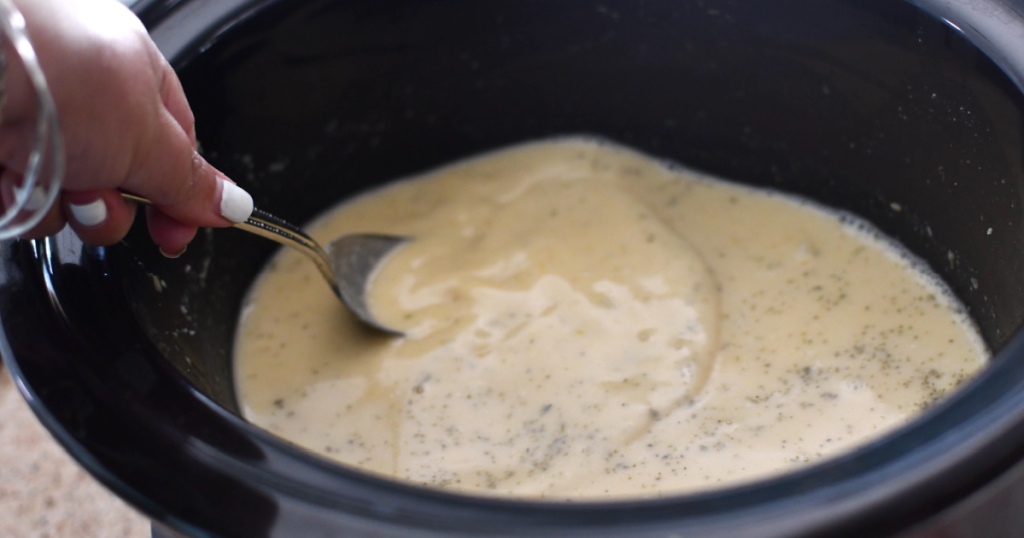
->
xmin=4 ymin=0 xmax=1024 ymax=536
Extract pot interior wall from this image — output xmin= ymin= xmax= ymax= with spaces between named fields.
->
xmin=117 ymin=0 xmax=1024 ymax=413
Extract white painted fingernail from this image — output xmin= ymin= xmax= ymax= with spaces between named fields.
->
xmin=24 ymin=186 xmax=47 ymax=211
xmin=69 ymin=198 xmax=107 ymax=227
xmin=219 ymin=179 xmax=253 ymax=223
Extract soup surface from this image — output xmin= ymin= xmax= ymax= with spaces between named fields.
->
xmin=234 ymin=139 xmax=987 ymax=498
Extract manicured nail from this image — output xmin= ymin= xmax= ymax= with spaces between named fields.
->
xmin=160 ymin=245 xmax=187 ymax=259
xmin=69 ymin=198 xmax=107 ymax=227
xmin=24 ymin=186 xmax=47 ymax=211
xmin=219 ymin=178 xmax=253 ymax=223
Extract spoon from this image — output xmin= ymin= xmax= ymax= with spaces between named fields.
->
xmin=121 ymin=192 xmax=406 ymax=335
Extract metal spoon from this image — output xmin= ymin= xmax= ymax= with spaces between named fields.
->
xmin=121 ymin=192 xmax=406 ymax=335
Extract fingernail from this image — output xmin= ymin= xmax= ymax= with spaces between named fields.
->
xmin=24 ymin=186 xmax=48 ymax=211
xmin=219 ymin=178 xmax=253 ymax=223
xmin=160 ymin=245 xmax=187 ymax=259
xmin=69 ymin=198 xmax=107 ymax=227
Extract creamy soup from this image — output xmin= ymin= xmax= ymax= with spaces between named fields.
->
xmin=234 ymin=139 xmax=987 ymax=498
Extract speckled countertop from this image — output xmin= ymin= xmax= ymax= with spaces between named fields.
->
xmin=0 ymin=367 xmax=149 ymax=538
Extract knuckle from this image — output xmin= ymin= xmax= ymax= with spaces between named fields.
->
xmin=163 ymin=149 xmax=210 ymax=210
xmin=186 ymin=151 xmax=207 ymax=199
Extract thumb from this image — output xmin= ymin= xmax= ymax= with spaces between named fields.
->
xmin=119 ymin=61 xmax=253 ymax=254
xmin=121 ymin=109 xmax=253 ymax=228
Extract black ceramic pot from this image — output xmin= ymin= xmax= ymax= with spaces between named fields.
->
xmin=4 ymin=0 xmax=1024 ymax=536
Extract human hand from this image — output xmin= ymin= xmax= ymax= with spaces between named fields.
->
xmin=1 ymin=0 xmax=252 ymax=256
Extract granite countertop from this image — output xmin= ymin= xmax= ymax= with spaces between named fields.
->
xmin=0 ymin=368 xmax=149 ymax=537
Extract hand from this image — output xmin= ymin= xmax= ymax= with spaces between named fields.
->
xmin=1 ymin=0 xmax=252 ymax=256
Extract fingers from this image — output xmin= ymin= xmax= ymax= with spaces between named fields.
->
xmin=145 ymin=205 xmax=196 ymax=257
xmin=62 ymin=189 xmax=137 ymax=246
xmin=13 ymin=200 xmax=64 ymax=240
xmin=9 ymin=188 xmax=136 ymax=246
xmin=0 ymin=120 xmax=39 ymax=173
xmin=2 ymin=168 xmax=64 ymax=239
xmin=15 ymin=185 xmax=198 ymax=253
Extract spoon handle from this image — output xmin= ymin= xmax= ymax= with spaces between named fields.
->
xmin=120 ymin=192 xmax=338 ymax=291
